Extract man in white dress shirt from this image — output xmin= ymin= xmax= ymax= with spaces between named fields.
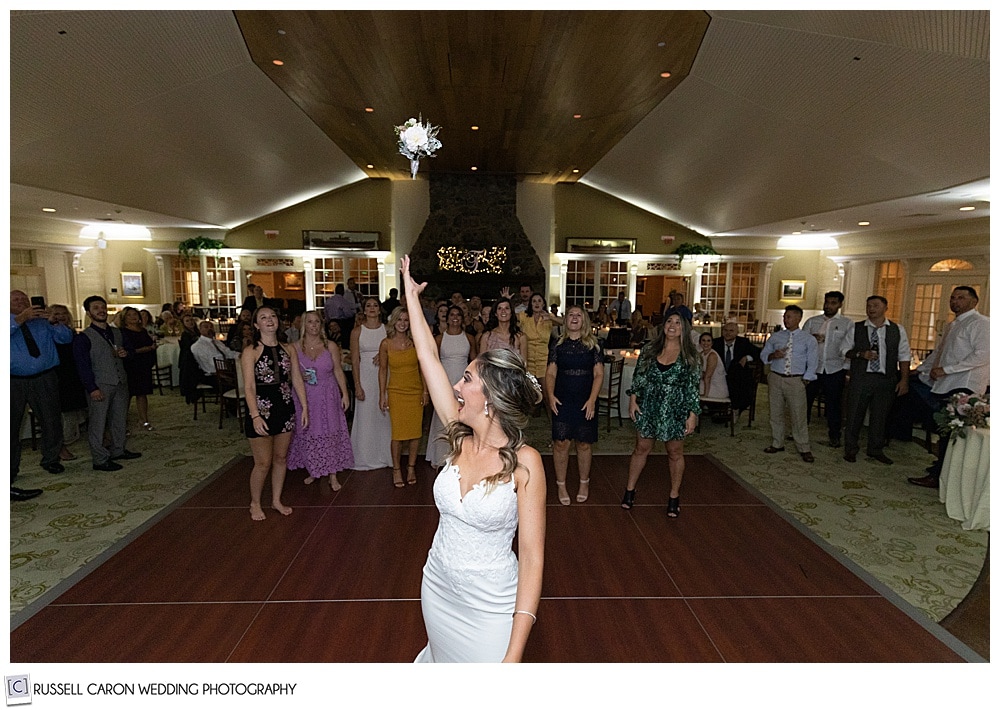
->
xmin=190 ymin=320 xmax=238 ymax=387
xmin=840 ymin=295 xmax=911 ymax=465
xmin=907 ymin=286 xmax=989 ymax=487
xmin=609 ymin=290 xmax=633 ymax=325
xmin=803 ymin=291 xmax=851 ymax=447
xmin=760 ymin=305 xmax=818 ymax=462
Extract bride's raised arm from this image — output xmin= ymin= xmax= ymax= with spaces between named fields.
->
xmin=400 ymin=255 xmax=459 ymax=424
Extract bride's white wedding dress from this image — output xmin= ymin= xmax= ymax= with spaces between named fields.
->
xmin=414 ymin=461 xmax=519 ymax=663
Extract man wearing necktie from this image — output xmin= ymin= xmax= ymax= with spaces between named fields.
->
xmin=190 ymin=320 xmax=239 ymax=387
xmin=711 ymin=321 xmax=760 ymax=415
xmin=840 ymin=295 xmax=911 ymax=465
xmin=760 ymin=305 xmax=818 ymax=462
xmin=803 ymin=291 xmax=852 ymax=447
xmin=11 ymin=290 xmax=74 ymax=500
xmin=907 ymin=286 xmax=989 ymax=487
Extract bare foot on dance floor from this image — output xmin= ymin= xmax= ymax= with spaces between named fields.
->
xmin=330 ymin=474 xmax=342 ymax=492
xmin=272 ymin=501 xmax=293 ymax=516
xmin=303 ymin=476 xmax=315 ymax=485
xmin=250 ymin=502 xmax=266 ymax=521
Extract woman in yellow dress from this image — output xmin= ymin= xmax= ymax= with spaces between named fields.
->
xmin=379 ymin=306 xmax=428 ymax=487
xmin=517 ymin=292 xmax=563 ymax=381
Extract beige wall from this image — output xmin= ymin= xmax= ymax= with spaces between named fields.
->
xmin=224 ymin=179 xmax=392 ymax=251
xmin=553 ymin=183 xmax=708 ymax=253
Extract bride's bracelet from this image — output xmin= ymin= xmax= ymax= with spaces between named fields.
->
xmin=513 ymin=610 xmax=537 ymax=625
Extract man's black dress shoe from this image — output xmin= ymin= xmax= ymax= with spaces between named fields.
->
xmin=42 ymin=462 xmax=65 ymax=474
xmin=868 ymin=453 xmax=893 ymax=465
xmin=828 ymin=438 xmax=841 ymax=448
xmin=763 ymin=446 xmax=785 ymax=454
xmin=843 ymin=451 xmax=857 ymax=463
xmin=93 ymin=461 xmax=124 ymax=472
xmin=111 ymin=450 xmax=141 ymax=460
xmin=11 ymin=487 xmax=43 ymax=502
xmin=907 ymin=475 xmax=939 ymax=489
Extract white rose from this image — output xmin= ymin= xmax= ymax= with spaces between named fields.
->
xmin=402 ymin=124 xmax=429 ymax=152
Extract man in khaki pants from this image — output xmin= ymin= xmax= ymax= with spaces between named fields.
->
xmin=760 ymin=305 xmax=818 ymax=462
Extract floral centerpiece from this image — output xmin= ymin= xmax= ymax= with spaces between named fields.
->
xmin=395 ymin=115 xmax=442 ymax=179
xmin=934 ymin=391 xmax=989 ymax=439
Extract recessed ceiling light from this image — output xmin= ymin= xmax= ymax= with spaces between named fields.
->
xmin=791 ymin=231 xmax=802 ymax=235
xmin=573 ymin=114 xmax=582 ymax=119
xmin=660 ymin=71 xmax=672 ymax=78
xmin=277 ymin=29 xmax=286 ymax=35
xmin=41 ymin=207 xmax=56 ymax=213
xmin=272 ymin=59 xmax=284 ymax=66
xmin=572 ymin=169 xmax=580 ymax=174
xmin=365 ymin=107 xmax=374 ymax=113
xmin=858 ymin=221 xmax=870 ymax=226
xmin=471 ymin=166 xmax=478 ymax=171
xmin=470 ymin=125 xmax=479 ymax=130
xmin=366 ymin=164 xmax=374 ymax=169
xmin=959 ymin=206 xmax=976 ymax=211
xmin=657 ymin=42 xmax=665 ymax=47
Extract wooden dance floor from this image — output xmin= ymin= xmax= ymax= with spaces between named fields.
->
xmin=10 ymin=455 xmax=974 ymax=662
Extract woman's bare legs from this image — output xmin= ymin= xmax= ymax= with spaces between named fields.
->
xmin=136 ymin=394 xmax=150 ymax=427
xmin=576 ymin=441 xmax=592 ymax=502
xmin=665 ymin=439 xmax=685 ymax=498
xmin=249 ymin=436 xmax=274 ymax=521
xmin=626 ymin=435 xmax=655 ymax=491
xmin=406 ymin=438 xmax=419 ymax=484
xmin=269 ymin=432 xmax=293 ymax=515
xmin=552 ymin=439 xmax=571 ymax=505
xmin=391 ymin=439 xmax=404 ymax=486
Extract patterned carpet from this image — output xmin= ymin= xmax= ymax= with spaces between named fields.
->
xmin=10 ymin=386 xmax=988 ymax=630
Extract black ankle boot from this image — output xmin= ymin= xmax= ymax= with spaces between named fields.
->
xmin=621 ymin=489 xmax=636 ymax=510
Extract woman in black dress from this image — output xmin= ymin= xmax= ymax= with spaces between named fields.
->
xmin=48 ymin=304 xmax=87 ymax=460
xmin=544 ymin=305 xmax=604 ymax=505
xmin=120 ymin=307 xmax=159 ymax=430
xmin=241 ymin=306 xmax=309 ymax=521
xmin=226 ymin=307 xmax=253 ymax=352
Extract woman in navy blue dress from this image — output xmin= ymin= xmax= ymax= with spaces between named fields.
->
xmin=544 ymin=305 xmax=603 ymax=505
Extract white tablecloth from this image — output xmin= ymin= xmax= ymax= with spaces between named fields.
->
xmin=603 ymin=349 xmax=639 ymax=419
xmin=156 ymin=336 xmax=181 ymax=387
xmin=939 ymin=427 xmax=989 ymax=531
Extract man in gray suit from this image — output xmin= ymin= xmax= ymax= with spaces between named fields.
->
xmin=73 ymin=295 xmax=141 ymax=471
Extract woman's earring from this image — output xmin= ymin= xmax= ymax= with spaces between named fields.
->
xmin=484 ymin=401 xmax=490 ymax=417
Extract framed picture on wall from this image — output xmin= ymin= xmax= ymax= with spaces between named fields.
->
xmin=283 ymin=272 xmax=304 ymax=290
xmin=121 ymin=272 xmax=144 ymax=297
xmin=780 ymin=280 xmax=805 ymax=300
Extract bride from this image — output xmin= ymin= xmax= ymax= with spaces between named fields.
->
xmin=400 ymin=255 xmax=546 ymax=663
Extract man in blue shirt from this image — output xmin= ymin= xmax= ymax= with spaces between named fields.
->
xmin=11 ymin=290 xmax=74 ymax=500
xmin=760 ymin=304 xmax=818 ymax=462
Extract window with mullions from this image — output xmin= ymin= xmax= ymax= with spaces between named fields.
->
xmin=875 ymin=261 xmax=904 ymax=322
xmin=564 ymin=260 xmax=595 ymax=311
xmin=697 ymin=261 xmax=759 ymax=327
xmin=598 ymin=261 xmax=629 ymax=309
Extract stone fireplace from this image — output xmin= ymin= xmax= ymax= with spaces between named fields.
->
xmin=407 ymin=173 xmax=545 ymax=301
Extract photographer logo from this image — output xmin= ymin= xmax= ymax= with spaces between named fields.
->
xmin=5 ymin=676 xmax=31 ymax=706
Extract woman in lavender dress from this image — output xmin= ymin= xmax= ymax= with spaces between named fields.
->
xmin=288 ymin=311 xmax=354 ymax=491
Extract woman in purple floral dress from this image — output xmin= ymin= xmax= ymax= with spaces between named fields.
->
xmin=287 ymin=311 xmax=354 ymax=491
xmin=241 ymin=307 xmax=309 ymax=521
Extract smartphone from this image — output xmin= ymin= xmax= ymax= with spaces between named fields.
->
xmin=30 ymin=296 xmax=46 ymax=308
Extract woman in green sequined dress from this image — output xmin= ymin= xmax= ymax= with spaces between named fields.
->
xmin=621 ymin=313 xmax=701 ymax=518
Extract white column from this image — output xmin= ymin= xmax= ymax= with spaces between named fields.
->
xmin=303 ymin=258 xmax=315 ymax=311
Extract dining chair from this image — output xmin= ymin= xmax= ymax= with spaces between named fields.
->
xmin=151 ymin=363 xmax=173 ymax=395
xmin=596 ymin=356 xmax=625 ymax=431
xmin=214 ymin=357 xmax=244 ymax=430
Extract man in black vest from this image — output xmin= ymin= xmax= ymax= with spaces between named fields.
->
xmin=72 ymin=295 xmax=142 ymax=471
xmin=840 ymin=295 xmax=911 ymax=465
xmin=712 ymin=321 xmax=760 ymax=415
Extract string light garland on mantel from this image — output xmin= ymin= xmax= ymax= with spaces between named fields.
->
xmin=437 ymin=246 xmax=507 ymax=274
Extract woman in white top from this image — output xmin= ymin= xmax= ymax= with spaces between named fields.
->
xmin=349 ymin=296 xmax=393 ymax=470
xmin=425 ymin=305 xmax=477 ymax=469
xmin=400 ymin=255 xmax=545 ymax=663
xmin=698 ymin=332 xmax=729 ymax=400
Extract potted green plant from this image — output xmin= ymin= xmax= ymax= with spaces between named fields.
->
xmin=177 ymin=236 xmax=225 ymax=258
xmin=673 ymin=242 xmax=718 ymax=261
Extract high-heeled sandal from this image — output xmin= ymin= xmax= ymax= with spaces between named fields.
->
xmin=142 ymin=422 xmax=155 ymax=431
xmin=667 ymin=496 xmax=680 ymax=518
xmin=621 ymin=488 xmax=636 ymax=510
xmin=392 ymin=468 xmax=404 ymax=488
xmin=576 ymin=479 xmax=590 ymax=503
xmin=406 ymin=465 xmax=417 ymax=485
xmin=555 ymin=480 xmax=571 ymax=506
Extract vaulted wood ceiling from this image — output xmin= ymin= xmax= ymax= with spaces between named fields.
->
xmin=9 ymin=10 xmax=990 ymax=240
xmin=234 ymin=10 xmax=710 ymax=182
